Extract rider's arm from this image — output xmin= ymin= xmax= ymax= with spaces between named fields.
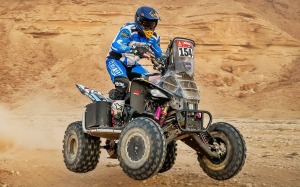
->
xmin=111 ymin=27 xmax=140 ymax=66
xmin=111 ymin=28 xmax=131 ymax=53
xmin=149 ymin=34 xmax=162 ymax=58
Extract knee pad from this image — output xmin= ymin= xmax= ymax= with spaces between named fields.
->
xmin=114 ymin=77 xmax=129 ymax=93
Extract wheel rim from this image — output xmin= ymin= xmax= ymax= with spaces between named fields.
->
xmin=202 ymin=131 xmax=231 ymax=170
xmin=123 ymin=131 xmax=150 ymax=169
xmin=66 ymin=132 xmax=78 ymax=164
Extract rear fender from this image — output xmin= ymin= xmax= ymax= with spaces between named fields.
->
xmin=76 ymin=84 xmax=111 ymax=102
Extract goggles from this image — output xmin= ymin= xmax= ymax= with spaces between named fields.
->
xmin=141 ymin=20 xmax=157 ymax=30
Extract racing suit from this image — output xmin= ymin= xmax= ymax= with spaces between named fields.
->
xmin=106 ymin=22 xmax=163 ymax=100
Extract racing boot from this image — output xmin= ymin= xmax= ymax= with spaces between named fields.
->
xmin=110 ymin=89 xmax=126 ymax=127
xmin=110 ymin=77 xmax=129 ymax=127
xmin=111 ymin=99 xmax=125 ymax=127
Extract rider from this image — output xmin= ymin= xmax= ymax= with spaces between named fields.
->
xmin=106 ymin=6 xmax=163 ymax=119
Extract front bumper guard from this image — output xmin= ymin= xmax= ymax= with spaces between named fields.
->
xmin=176 ymin=110 xmax=212 ymax=132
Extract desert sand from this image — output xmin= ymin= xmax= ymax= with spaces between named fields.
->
xmin=0 ymin=0 xmax=299 ymax=186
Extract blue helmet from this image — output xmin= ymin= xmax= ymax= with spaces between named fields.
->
xmin=135 ymin=6 xmax=160 ymax=39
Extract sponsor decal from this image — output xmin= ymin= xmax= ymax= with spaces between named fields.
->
xmin=120 ymin=30 xmax=130 ymax=39
xmin=113 ymin=102 xmax=123 ymax=110
xmin=149 ymin=11 xmax=158 ymax=19
xmin=115 ymin=39 xmax=129 ymax=51
xmin=183 ymin=41 xmax=192 ymax=46
xmin=133 ymin=89 xmax=141 ymax=95
xmin=115 ymin=81 xmax=125 ymax=88
xmin=177 ymin=41 xmax=182 ymax=47
xmin=185 ymin=61 xmax=192 ymax=70
xmin=177 ymin=39 xmax=192 ymax=48
xmin=108 ymin=61 xmax=123 ymax=76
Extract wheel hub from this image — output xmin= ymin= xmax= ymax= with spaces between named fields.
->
xmin=127 ymin=135 xmax=146 ymax=161
xmin=208 ymin=136 xmax=228 ymax=164
xmin=67 ymin=134 xmax=78 ymax=163
xmin=213 ymin=141 xmax=227 ymax=156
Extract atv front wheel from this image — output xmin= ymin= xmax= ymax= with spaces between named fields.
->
xmin=118 ymin=117 xmax=166 ymax=180
xmin=198 ymin=122 xmax=246 ymax=180
xmin=159 ymin=141 xmax=177 ymax=173
xmin=62 ymin=121 xmax=100 ymax=173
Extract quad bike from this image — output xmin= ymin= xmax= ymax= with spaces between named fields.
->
xmin=62 ymin=37 xmax=246 ymax=180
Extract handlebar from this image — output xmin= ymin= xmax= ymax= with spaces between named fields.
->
xmin=129 ymin=42 xmax=166 ymax=73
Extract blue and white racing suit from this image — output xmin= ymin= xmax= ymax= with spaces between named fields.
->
xmin=106 ymin=22 xmax=162 ymax=83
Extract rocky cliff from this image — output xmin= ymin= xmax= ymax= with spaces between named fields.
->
xmin=0 ymin=0 xmax=299 ymax=118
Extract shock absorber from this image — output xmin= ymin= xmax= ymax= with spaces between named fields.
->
xmin=199 ymin=132 xmax=209 ymax=144
xmin=159 ymin=103 xmax=169 ymax=126
xmin=154 ymin=106 xmax=162 ymax=121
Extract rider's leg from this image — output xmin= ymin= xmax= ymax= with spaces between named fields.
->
xmin=106 ymin=59 xmax=129 ymax=125
xmin=106 ymin=59 xmax=129 ymax=100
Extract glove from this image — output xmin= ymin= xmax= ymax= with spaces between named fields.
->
xmin=130 ymin=45 xmax=149 ymax=58
xmin=152 ymin=58 xmax=165 ymax=72
xmin=157 ymin=53 xmax=167 ymax=65
xmin=152 ymin=53 xmax=167 ymax=72
xmin=148 ymin=36 xmax=157 ymax=46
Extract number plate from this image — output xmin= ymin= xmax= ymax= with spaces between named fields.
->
xmin=188 ymin=104 xmax=194 ymax=110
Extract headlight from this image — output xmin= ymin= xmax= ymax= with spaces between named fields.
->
xmin=150 ymin=89 xmax=168 ymax=98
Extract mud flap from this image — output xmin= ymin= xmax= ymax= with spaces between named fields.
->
xmin=85 ymin=101 xmax=112 ymax=129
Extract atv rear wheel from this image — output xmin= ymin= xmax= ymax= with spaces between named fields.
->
xmin=62 ymin=121 xmax=100 ymax=173
xmin=118 ymin=117 xmax=166 ymax=180
xmin=198 ymin=122 xmax=246 ymax=180
xmin=159 ymin=141 xmax=177 ymax=173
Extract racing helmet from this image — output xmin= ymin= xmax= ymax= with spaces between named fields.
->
xmin=135 ymin=6 xmax=160 ymax=39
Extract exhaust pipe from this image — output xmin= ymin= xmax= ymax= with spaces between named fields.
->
xmin=86 ymin=129 xmax=122 ymax=135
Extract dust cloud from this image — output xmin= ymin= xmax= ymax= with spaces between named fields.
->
xmin=0 ymin=106 xmax=15 ymax=152
xmin=0 ymin=102 xmax=67 ymax=151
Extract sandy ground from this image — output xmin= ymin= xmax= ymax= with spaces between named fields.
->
xmin=0 ymin=109 xmax=299 ymax=187
xmin=0 ymin=0 xmax=300 ymax=186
